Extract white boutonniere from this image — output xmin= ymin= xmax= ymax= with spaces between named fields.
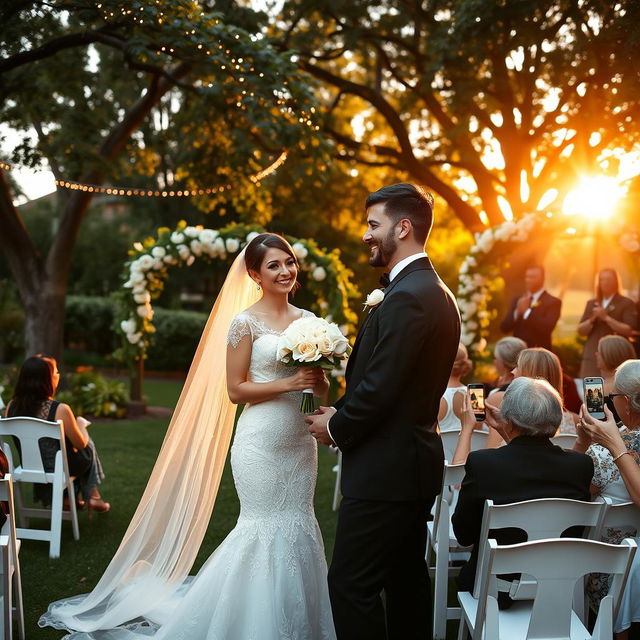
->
xmin=363 ymin=288 xmax=385 ymax=312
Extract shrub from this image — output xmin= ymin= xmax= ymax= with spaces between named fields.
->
xmin=56 ymin=369 xmax=128 ymax=418
xmin=145 ymin=308 xmax=207 ymax=370
xmin=65 ymin=296 xmax=117 ymax=354
xmin=553 ymin=335 xmax=586 ymax=379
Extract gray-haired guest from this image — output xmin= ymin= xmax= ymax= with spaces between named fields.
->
xmin=452 ymin=377 xmax=593 ymax=604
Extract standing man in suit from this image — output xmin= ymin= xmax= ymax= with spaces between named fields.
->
xmin=306 ymin=183 xmax=460 ymax=640
xmin=500 ymin=265 xmax=561 ymax=350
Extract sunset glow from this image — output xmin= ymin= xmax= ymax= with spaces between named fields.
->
xmin=562 ymin=176 xmax=626 ymax=220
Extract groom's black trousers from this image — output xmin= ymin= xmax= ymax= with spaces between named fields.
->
xmin=328 ymin=496 xmax=435 ymax=640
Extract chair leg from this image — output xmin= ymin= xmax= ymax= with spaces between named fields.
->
xmin=456 ymin=616 xmax=468 ymax=640
xmin=12 ymin=561 xmax=24 ymax=640
xmin=4 ymin=560 xmax=12 ymax=640
xmin=50 ymin=473 xmax=64 ymax=559
xmin=67 ymin=480 xmax=80 ymax=541
xmin=11 ymin=485 xmax=26 ymax=530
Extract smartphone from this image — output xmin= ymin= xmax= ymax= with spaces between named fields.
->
xmin=467 ymin=383 xmax=486 ymax=422
xmin=583 ymin=376 xmax=606 ymax=420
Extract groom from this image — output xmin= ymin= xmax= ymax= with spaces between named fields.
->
xmin=307 ymin=183 xmax=460 ymax=640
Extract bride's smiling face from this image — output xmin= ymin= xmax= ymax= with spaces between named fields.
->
xmin=252 ymin=248 xmax=298 ymax=295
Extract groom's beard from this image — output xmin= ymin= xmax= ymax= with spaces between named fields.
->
xmin=368 ymin=230 xmax=397 ymax=267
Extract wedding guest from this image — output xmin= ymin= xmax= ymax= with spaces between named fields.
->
xmin=4 ymin=355 xmax=110 ymax=513
xmin=513 ymin=347 xmax=578 ymax=434
xmin=597 ymin=335 xmax=636 ymax=424
xmin=574 ymin=359 xmax=640 ymax=637
xmin=452 ymin=377 xmax=593 ymax=604
xmin=578 ymin=269 xmax=637 ymax=377
xmin=500 ymin=265 xmax=561 ymax=350
xmin=485 ymin=337 xmax=527 ymax=447
xmin=438 ymin=343 xmax=472 ymax=432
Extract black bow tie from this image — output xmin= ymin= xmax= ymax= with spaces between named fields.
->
xmin=379 ymin=273 xmax=391 ymax=288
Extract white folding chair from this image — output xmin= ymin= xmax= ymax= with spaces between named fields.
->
xmin=551 ymin=433 xmax=578 ymax=450
xmin=440 ymin=429 xmax=489 ymax=464
xmin=0 ymin=476 xmax=24 ymax=640
xmin=332 ymin=450 xmax=342 ymax=511
xmin=0 ymin=417 xmax=80 ymax=559
xmin=458 ymin=537 xmax=636 ymax=640
xmin=427 ymin=463 xmax=471 ymax=639
xmin=473 ymin=497 xmax=607 ymax=623
xmin=599 ymin=501 xmax=640 ymax=537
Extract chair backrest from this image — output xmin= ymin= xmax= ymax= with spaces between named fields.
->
xmin=433 ymin=463 xmax=467 ymax=544
xmin=0 ymin=416 xmax=67 ymax=483
xmin=474 ymin=538 xmax=636 ymax=640
xmin=474 ymin=498 xmax=607 ymax=597
xmin=440 ymin=428 xmax=489 ymax=462
xmin=550 ymin=433 xmax=578 ymax=450
xmin=601 ymin=501 xmax=640 ymax=537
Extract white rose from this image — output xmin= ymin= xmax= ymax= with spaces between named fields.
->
xmin=246 ymin=231 xmax=260 ymax=243
xmin=134 ymin=291 xmax=151 ymax=304
xmin=364 ymin=289 xmax=385 ymax=309
xmin=137 ymin=304 xmax=153 ymax=319
xmin=460 ymin=262 xmax=469 ymax=274
xmin=138 ymin=255 xmax=155 ymax=271
xmin=186 ymin=255 xmax=195 ymax=266
xmin=170 ymin=232 xmax=185 ymax=244
xmin=212 ymin=237 xmax=226 ymax=257
xmin=292 ymin=341 xmax=322 ymax=363
xmin=152 ymin=258 xmax=163 ymax=270
xmin=130 ymin=271 xmax=145 ymax=284
xmin=123 ymin=280 xmax=133 ymax=288
xmin=120 ymin=319 xmax=137 ymax=334
xmin=163 ymin=255 xmax=178 ymax=265
xmin=177 ymin=244 xmax=190 ymax=260
xmin=184 ymin=226 xmax=199 ymax=238
xmin=199 ymin=229 xmax=218 ymax=244
xmin=225 ymin=238 xmax=240 ymax=253
xmin=126 ymin=332 xmax=142 ymax=344
xmin=312 ymin=266 xmax=327 ymax=281
xmin=292 ymin=242 xmax=309 ymax=260
xmin=151 ymin=246 xmax=166 ymax=258
xmin=132 ymin=283 xmax=146 ymax=294
xmin=190 ymin=240 xmax=203 ymax=256
xmin=466 ymin=320 xmax=478 ymax=331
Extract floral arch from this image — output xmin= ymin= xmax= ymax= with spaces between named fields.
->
xmin=115 ymin=221 xmax=359 ymax=364
xmin=457 ymin=212 xmax=558 ymax=353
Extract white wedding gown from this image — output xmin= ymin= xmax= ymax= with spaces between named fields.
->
xmin=47 ymin=310 xmax=336 ymax=640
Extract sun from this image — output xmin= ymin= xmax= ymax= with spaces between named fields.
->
xmin=562 ymin=176 xmax=626 ymax=220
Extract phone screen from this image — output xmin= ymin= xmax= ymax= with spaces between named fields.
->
xmin=468 ymin=385 xmax=485 ymax=420
xmin=584 ymin=379 xmax=605 ymax=417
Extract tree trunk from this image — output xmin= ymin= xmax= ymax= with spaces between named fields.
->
xmin=22 ymin=281 xmax=67 ymax=362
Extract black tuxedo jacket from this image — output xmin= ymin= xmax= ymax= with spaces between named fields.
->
xmin=451 ymin=436 xmax=593 ymax=592
xmin=500 ymin=290 xmax=561 ymax=350
xmin=330 ymin=257 xmax=461 ymax=501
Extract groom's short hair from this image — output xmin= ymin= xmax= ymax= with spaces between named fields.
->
xmin=365 ymin=183 xmax=434 ymax=243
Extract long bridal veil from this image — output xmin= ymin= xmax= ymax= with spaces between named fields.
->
xmin=40 ymin=249 xmax=260 ymax=636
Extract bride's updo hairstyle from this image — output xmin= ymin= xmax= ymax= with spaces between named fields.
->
xmin=244 ymin=233 xmax=301 ymax=292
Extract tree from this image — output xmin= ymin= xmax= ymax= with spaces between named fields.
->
xmin=0 ymin=0 xmax=319 ymax=361
xmin=273 ymin=0 xmax=640 ymax=241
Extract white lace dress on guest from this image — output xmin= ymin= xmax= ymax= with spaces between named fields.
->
xmin=439 ymin=385 xmax=467 ymax=432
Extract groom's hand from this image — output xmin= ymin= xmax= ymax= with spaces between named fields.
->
xmin=305 ymin=406 xmax=336 ymax=446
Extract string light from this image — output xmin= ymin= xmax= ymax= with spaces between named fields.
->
xmin=0 ymin=161 xmax=13 ymax=171
xmin=56 ymin=151 xmax=289 ymax=197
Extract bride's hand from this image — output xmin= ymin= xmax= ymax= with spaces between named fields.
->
xmin=285 ymin=367 xmax=324 ymax=392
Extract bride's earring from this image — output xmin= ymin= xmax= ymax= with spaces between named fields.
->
xmin=256 ymin=282 xmax=261 ymax=291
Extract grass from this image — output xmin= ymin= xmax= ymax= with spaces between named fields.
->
xmin=142 ymin=377 xmax=184 ymax=408
xmin=21 ymin=406 xmax=340 ymax=639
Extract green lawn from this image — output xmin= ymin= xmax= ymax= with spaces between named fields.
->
xmin=142 ymin=377 xmax=184 ymax=409
xmin=23 ymin=411 xmax=340 ymax=639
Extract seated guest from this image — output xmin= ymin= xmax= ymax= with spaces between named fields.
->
xmin=596 ymin=335 xmax=636 ymax=425
xmin=4 ymin=355 xmax=110 ymax=513
xmin=562 ymin=371 xmax=582 ymax=414
xmin=485 ymin=337 xmax=527 ymax=447
xmin=500 ymin=265 xmax=561 ymax=350
xmin=578 ymin=268 xmax=637 ymax=378
xmin=438 ymin=343 xmax=472 ymax=432
xmin=451 ymin=377 xmax=593 ymax=601
xmin=513 ymin=347 xmax=578 ymax=434
xmin=575 ymin=359 xmax=640 ymax=637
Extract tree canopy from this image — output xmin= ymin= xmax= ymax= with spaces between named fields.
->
xmin=274 ymin=0 xmax=640 ymax=230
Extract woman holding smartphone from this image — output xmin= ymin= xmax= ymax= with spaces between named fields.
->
xmin=574 ymin=359 xmax=640 ymax=638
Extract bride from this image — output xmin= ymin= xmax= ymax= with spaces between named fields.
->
xmin=40 ymin=233 xmax=337 ymax=639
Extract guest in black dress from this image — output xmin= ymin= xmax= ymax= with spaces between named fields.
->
xmin=4 ymin=356 xmax=110 ymax=513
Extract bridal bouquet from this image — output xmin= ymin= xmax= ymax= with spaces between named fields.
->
xmin=277 ymin=316 xmax=352 ymax=413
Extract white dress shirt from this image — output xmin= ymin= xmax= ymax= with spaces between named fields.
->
xmin=517 ymin=288 xmax=545 ymax=321
xmin=327 ymin=252 xmax=428 ymax=446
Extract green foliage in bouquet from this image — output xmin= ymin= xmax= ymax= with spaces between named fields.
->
xmin=57 ymin=370 xmax=128 ymax=419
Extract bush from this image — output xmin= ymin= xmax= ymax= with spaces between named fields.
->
xmin=56 ymin=368 xmax=128 ymax=418
xmin=553 ymin=335 xmax=586 ymax=379
xmin=145 ymin=308 xmax=207 ymax=370
xmin=65 ymin=296 xmax=117 ymax=354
